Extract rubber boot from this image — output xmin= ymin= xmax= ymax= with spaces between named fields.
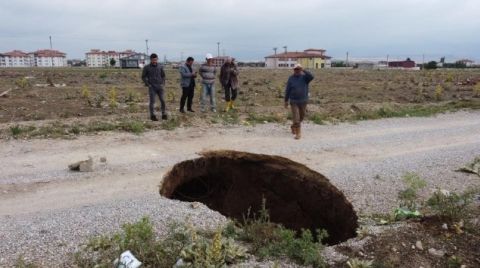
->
xmin=294 ymin=126 xmax=301 ymax=140
xmin=224 ymin=101 xmax=231 ymax=112
xmin=230 ymin=100 xmax=235 ymax=109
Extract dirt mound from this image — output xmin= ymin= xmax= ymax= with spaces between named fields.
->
xmin=160 ymin=150 xmax=358 ymax=244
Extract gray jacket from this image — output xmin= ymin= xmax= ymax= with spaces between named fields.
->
xmin=199 ymin=64 xmax=216 ymax=85
xmin=142 ymin=63 xmax=165 ymax=88
xmin=179 ymin=63 xmax=196 ymax=88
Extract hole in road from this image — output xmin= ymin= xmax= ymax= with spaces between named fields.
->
xmin=160 ymin=150 xmax=358 ymax=245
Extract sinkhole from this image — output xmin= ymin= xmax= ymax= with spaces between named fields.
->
xmin=160 ymin=150 xmax=358 ymax=245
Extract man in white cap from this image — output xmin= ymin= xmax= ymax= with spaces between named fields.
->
xmin=284 ymin=63 xmax=314 ymax=139
xmin=198 ymin=53 xmax=217 ymax=112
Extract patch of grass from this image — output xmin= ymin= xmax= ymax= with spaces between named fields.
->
xmin=14 ymin=255 xmax=38 ymax=268
xmin=398 ymin=172 xmax=427 ymax=211
xmin=74 ymin=217 xmax=247 ymax=267
xmin=120 ymin=120 xmax=145 ymax=134
xmin=426 ymin=188 xmax=475 ymax=222
xmin=10 ymin=125 xmax=36 ymax=138
xmin=347 ymin=258 xmax=373 ymax=268
xmin=309 ymin=113 xmax=328 ymax=125
xmin=99 ymin=73 xmax=107 ymax=79
xmin=435 ymin=85 xmax=444 ymax=101
xmin=108 ymin=87 xmax=118 ymax=108
xmin=246 ymin=112 xmax=284 ymax=125
xmin=15 ymin=77 xmax=31 ymax=89
xmin=239 ymin=198 xmax=327 ymax=267
xmin=161 ymin=116 xmax=181 ymax=131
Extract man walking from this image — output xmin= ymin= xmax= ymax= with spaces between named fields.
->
xmin=199 ymin=53 xmax=217 ymax=112
xmin=284 ymin=64 xmax=314 ymax=140
xmin=179 ymin=57 xmax=197 ymax=113
xmin=142 ymin=53 xmax=167 ymax=121
xmin=220 ymin=57 xmax=239 ymax=112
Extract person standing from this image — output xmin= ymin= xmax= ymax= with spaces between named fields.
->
xmin=220 ymin=57 xmax=239 ymax=112
xmin=179 ymin=57 xmax=197 ymax=113
xmin=284 ymin=64 xmax=314 ymax=139
xmin=142 ymin=53 xmax=167 ymax=121
xmin=199 ymin=53 xmax=217 ymax=112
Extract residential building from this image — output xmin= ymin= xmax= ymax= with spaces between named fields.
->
xmin=264 ymin=48 xmax=332 ymax=69
xmin=388 ymin=58 xmax=416 ymax=68
xmin=457 ymin=59 xmax=475 ymax=67
xmin=85 ymin=49 xmax=136 ymax=68
xmin=210 ymin=56 xmax=231 ymax=67
xmin=120 ymin=53 xmax=149 ymax=68
xmin=0 ymin=50 xmax=32 ymax=67
xmin=29 ymin=49 xmax=67 ymax=67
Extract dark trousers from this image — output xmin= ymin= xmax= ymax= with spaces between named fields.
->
xmin=180 ymin=85 xmax=195 ymax=110
xmin=224 ymin=83 xmax=237 ymax=102
xmin=148 ymin=86 xmax=166 ymax=116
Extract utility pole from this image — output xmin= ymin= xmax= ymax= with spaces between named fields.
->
xmin=49 ymin=35 xmax=53 ymax=67
xmin=346 ymin=51 xmax=349 ymax=67
xmin=145 ymin=39 xmax=149 ymax=56
xmin=217 ymin=42 xmax=220 ymax=57
xmin=283 ymin=46 xmax=287 ymax=53
xmin=273 ymin=47 xmax=277 ymax=55
xmin=273 ymin=47 xmax=278 ymax=69
xmin=386 ymin=54 xmax=389 ymax=68
xmin=422 ymin=53 xmax=425 ymax=66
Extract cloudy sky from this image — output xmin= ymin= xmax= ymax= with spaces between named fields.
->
xmin=0 ymin=0 xmax=478 ymax=62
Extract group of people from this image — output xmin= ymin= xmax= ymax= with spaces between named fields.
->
xmin=141 ymin=53 xmax=314 ymax=139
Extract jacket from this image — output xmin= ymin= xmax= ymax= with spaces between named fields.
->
xmin=142 ymin=63 xmax=165 ymax=88
xmin=179 ymin=63 xmax=196 ymax=88
xmin=284 ymin=70 xmax=314 ymax=104
xmin=219 ymin=62 xmax=239 ymax=89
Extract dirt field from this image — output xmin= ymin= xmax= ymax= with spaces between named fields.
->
xmin=1 ymin=67 xmax=480 ymax=267
xmin=1 ymin=67 xmax=479 ymax=125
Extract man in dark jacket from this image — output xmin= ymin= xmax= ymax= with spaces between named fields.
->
xmin=142 ymin=53 xmax=167 ymax=121
xmin=219 ymin=57 xmax=239 ymax=112
xmin=179 ymin=57 xmax=197 ymax=113
xmin=284 ymin=64 xmax=314 ymax=139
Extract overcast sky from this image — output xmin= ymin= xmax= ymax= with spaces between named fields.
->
xmin=0 ymin=0 xmax=478 ymax=62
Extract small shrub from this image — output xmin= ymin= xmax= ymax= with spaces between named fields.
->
xmin=347 ymin=258 xmax=373 ymax=268
xmin=120 ymin=120 xmax=145 ymax=134
xmin=99 ymin=73 xmax=107 ymax=79
xmin=474 ymin=83 xmax=480 ymax=97
xmin=435 ymin=85 xmax=444 ymax=101
xmin=108 ymin=87 xmax=118 ymax=108
xmin=309 ymin=113 xmax=327 ymax=125
xmin=447 ymin=255 xmax=463 ymax=268
xmin=81 ymin=85 xmax=90 ymax=99
xmin=161 ymin=117 xmax=181 ymax=131
xmin=398 ymin=172 xmax=427 ymax=210
xmin=15 ymin=77 xmax=31 ymax=89
xmin=426 ymin=189 xmax=474 ymax=221
xmin=240 ymin=198 xmax=327 ymax=267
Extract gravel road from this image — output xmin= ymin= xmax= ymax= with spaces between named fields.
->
xmin=1 ymin=111 xmax=479 ymax=267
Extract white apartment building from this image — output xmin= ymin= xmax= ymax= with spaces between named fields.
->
xmin=0 ymin=49 xmax=67 ymax=67
xmin=86 ymin=49 xmax=136 ymax=68
xmin=29 ymin=49 xmax=68 ymax=67
xmin=0 ymin=50 xmax=32 ymax=67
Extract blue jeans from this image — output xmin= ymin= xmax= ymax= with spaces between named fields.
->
xmin=201 ymin=83 xmax=216 ymax=111
xmin=148 ymin=86 xmax=166 ymax=116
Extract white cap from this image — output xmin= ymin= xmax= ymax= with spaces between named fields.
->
xmin=205 ymin=53 xmax=213 ymax=59
xmin=293 ymin=63 xmax=303 ymax=69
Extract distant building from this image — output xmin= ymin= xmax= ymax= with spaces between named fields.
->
xmin=264 ymin=48 xmax=332 ymax=69
xmin=388 ymin=58 xmax=416 ymax=68
xmin=29 ymin=49 xmax=67 ymax=67
xmin=457 ymin=59 xmax=474 ymax=67
xmin=120 ymin=53 xmax=149 ymax=69
xmin=355 ymin=62 xmax=377 ymax=70
xmin=210 ymin=56 xmax=231 ymax=67
xmin=85 ymin=49 xmax=136 ymax=68
xmin=0 ymin=49 xmax=67 ymax=67
xmin=0 ymin=50 xmax=32 ymax=67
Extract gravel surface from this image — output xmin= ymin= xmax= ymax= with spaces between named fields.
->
xmin=1 ymin=110 xmax=479 ymax=267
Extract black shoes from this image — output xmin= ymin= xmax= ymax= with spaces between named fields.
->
xmin=188 ymin=109 xmax=195 ymax=113
xmin=150 ymin=115 xmax=158 ymax=121
xmin=161 ymin=114 xmax=168 ymax=120
xmin=180 ymin=109 xmax=186 ymax=113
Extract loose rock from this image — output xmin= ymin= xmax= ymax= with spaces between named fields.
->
xmin=68 ymin=157 xmax=93 ymax=172
xmin=428 ymin=248 xmax=445 ymax=257
xmin=415 ymin=241 xmax=423 ymax=250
